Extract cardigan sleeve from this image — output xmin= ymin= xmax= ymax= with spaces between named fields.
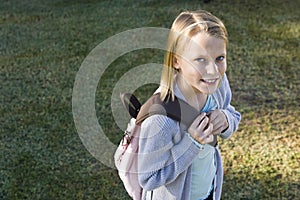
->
xmin=215 ymin=74 xmax=241 ymax=139
xmin=138 ymin=114 xmax=201 ymax=191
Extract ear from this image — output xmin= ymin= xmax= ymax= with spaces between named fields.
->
xmin=173 ymin=56 xmax=180 ymax=70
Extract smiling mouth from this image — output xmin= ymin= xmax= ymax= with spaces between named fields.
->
xmin=201 ymin=78 xmax=219 ymax=84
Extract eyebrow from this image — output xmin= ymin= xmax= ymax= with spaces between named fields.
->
xmin=193 ymin=53 xmax=226 ymax=58
xmin=194 ymin=54 xmax=208 ymax=58
xmin=217 ymin=53 xmax=226 ymax=57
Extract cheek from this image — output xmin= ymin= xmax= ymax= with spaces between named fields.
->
xmin=180 ymin=60 xmax=200 ymax=75
xmin=187 ymin=65 xmax=205 ymax=78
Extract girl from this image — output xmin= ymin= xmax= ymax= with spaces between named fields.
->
xmin=138 ymin=10 xmax=241 ymax=200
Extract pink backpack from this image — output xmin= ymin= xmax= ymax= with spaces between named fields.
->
xmin=114 ymin=93 xmax=217 ymax=199
xmin=114 ymin=117 xmax=142 ymax=200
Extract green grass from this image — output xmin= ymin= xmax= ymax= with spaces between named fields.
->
xmin=1 ymin=0 xmax=299 ymax=199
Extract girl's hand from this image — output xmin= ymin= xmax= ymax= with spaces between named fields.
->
xmin=207 ymin=109 xmax=228 ymax=135
xmin=187 ymin=113 xmax=214 ymax=144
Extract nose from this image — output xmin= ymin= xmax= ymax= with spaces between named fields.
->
xmin=206 ymin=61 xmax=219 ymax=75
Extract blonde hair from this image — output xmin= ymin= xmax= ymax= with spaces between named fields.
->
xmin=160 ymin=10 xmax=228 ymax=100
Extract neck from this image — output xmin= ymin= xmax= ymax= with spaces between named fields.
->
xmin=176 ymin=76 xmax=207 ymax=111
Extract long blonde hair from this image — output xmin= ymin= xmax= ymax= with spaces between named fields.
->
xmin=160 ymin=10 xmax=228 ymax=101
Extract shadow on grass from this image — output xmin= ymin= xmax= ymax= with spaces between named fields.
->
xmin=222 ymin=170 xmax=299 ymax=200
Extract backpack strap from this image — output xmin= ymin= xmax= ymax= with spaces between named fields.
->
xmin=120 ymin=93 xmax=142 ymax=119
xmin=121 ymin=92 xmax=217 ymax=146
xmin=135 ymin=93 xmax=199 ymax=127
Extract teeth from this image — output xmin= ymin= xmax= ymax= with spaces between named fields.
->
xmin=203 ymin=79 xmax=216 ymax=83
xmin=202 ymin=77 xmax=219 ymax=83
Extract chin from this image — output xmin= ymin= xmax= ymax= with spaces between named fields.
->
xmin=198 ymin=85 xmax=218 ymax=94
xmin=194 ymin=88 xmax=215 ymax=95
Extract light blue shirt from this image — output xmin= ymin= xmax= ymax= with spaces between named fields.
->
xmin=190 ymin=95 xmax=218 ymax=200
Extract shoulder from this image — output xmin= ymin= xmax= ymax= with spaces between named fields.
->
xmin=139 ymin=115 xmax=181 ymax=152
xmin=141 ymin=115 xmax=179 ymax=136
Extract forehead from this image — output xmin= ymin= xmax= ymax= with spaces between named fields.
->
xmin=179 ymin=32 xmax=226 ymax=57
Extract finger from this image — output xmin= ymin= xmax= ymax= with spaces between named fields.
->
xmin=197 ymin=122 xmax=213 ymax=142
xmin=211 ymin=116 xmax=228 ymax=133
xmin=201 ymin=124 xmax=214 ymax=144
xmin=197 ymin=116 xmax=209 ymax=131
xmin=208 ymin=117 xmax=219 ymax=127
xmin=203 ymin=122 xmax=213 ymax=137
xmin=190 ymin=112 xmax=206 ymax=128
xmin=193 ymin=122 xmax=212 ymax=144
xmin=211 ymin=126 xmax=224 ymax=135
xmin=212 ymin=120 xmax=228 ymax=135
xmin=204 ymin=134 xmax=214 ymax=143
xmin=207 ymin=111 xmax=219 ymax=123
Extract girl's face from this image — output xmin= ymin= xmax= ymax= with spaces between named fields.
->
xmin=174 ymin=32 xmax=227 ymax=95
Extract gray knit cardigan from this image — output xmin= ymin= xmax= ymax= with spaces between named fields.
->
xmin=138 ymin=74 xmax=241 ymax=200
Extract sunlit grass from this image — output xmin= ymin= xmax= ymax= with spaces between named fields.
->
xmin=221 ymin=109 xmax=299 ymax=199
xmin=1 ymin=0 xmax=299 ymax=199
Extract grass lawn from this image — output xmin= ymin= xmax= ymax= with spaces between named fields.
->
xmin=1 ymin=0 xmax=299 ymax=199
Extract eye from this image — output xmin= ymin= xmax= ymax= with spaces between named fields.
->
xmin=195 ymin=58 xmax=206 ymax=62
xmin=216 ymin=56 xmax=225 ymax=62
